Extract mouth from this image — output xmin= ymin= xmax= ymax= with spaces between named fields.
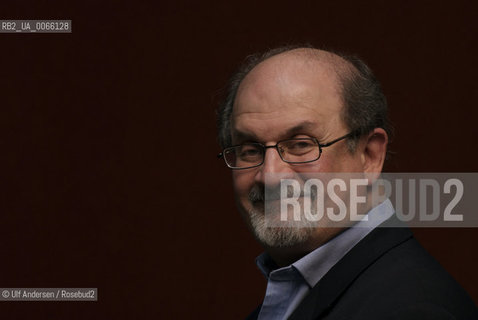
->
xmin=251 ymin=199 xmax=265 ymax=210
xmin=251 ymin=196 xmax=316 ymax=211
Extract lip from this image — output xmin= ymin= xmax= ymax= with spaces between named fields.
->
xmin=250 ymin=196 xmax=317 ymax=211
xmin=264 ymin=195 xmax=315 ymax=201
xmin=251 ymin=200 xmax=265 ymax=208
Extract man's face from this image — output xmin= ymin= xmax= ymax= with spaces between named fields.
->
xmin=230 ymin=53 xmax=364 ymax=249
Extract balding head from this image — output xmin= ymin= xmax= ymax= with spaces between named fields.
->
xmin=240 ymin=47 xmax=351 ymax=88
xmin=232 ymin=49 xmax=347 ymax=147
xmin=217 ymin=45 xmax=391 ymax=151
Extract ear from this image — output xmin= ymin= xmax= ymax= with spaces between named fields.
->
xmin=361 ymin=128 xmax=388 ymax=183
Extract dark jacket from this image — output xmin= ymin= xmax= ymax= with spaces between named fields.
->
xmin=247 ymin=217 xmax=478 ymax=319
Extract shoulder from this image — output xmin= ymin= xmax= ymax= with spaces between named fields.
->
xmin=324 ymin=236 xmax=478 ymax=320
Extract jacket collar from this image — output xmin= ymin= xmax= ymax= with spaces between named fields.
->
xmin=288 ymin=216 xmax=412 ymax=320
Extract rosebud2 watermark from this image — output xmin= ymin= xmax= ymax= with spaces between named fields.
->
xmin=263 ymin=173 xmax=478 ymax=227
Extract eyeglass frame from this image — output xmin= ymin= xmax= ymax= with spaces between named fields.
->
xmin=217 ymin=131 xmax=358 ymax=170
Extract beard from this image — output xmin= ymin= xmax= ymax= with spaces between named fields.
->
xmin=245 ymin=184 xmax=317 ymax=248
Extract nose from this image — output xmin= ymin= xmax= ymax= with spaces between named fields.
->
xmin=254 ymin=146 xmax=295 ymax=187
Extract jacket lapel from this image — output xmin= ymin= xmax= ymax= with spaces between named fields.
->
xmin=288 ymin=217 xmax=413 ymax=320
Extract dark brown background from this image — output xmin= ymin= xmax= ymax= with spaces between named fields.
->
xmin=0 ymin=0 xmax=477 ymax=319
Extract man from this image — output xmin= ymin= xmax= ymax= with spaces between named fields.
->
xmin=217 ymin=46 xmax=477 ymax=319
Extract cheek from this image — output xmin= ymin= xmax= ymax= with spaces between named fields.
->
xmin=232 ymin=171 xmax=256 ymax=198
xmin=292 ymin=158 xmax=327 ymax=173
xmin=325 ymin=154 xmax=362 ymax=172
xmin=317 ymin=146 xmax=363 ymax=172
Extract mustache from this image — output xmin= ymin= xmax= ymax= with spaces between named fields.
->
xmin=248 ymin=184 xmax=317 ymax=203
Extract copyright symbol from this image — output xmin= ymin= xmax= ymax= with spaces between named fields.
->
xmin=2 ymin=290 xmax=9 ymax=298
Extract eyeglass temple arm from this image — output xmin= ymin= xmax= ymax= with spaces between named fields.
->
xmin=319 ymin=132 xmax=355 ymax=148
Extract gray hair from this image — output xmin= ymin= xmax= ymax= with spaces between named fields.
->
xmin=216 ymin=45 xmax=393 ymax=153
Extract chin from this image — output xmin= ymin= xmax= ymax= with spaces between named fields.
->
xmin=246 ymin=207 xmax=314 ymax=248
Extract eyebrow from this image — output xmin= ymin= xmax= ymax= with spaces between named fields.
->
xmin=283 ymin=121 xmax=318 ymax=137
xmin=232 ymin=121 xmax=318 ymax=143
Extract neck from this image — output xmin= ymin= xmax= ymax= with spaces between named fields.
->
xmin=264 ymin=226 xmax=345 ymax=267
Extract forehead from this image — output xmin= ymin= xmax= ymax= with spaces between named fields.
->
xmin=232 ymin=52 xmax=345 ymax=142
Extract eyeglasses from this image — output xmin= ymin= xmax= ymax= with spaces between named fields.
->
xmin=218 ymin=132 xmax=356 ymax=169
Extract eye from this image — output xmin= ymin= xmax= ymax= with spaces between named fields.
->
xmin=283 ymin=139 xmax=317 ymax=155
xmin=241 ymin=148 xmax=259 ymax=156
xmin=291 ymin=141 xmax=313 ymax=149
xmin=238 ymin=145 xmax=262 ymax=159
xmin=289 ymin=140 xmax=315 ymax=150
